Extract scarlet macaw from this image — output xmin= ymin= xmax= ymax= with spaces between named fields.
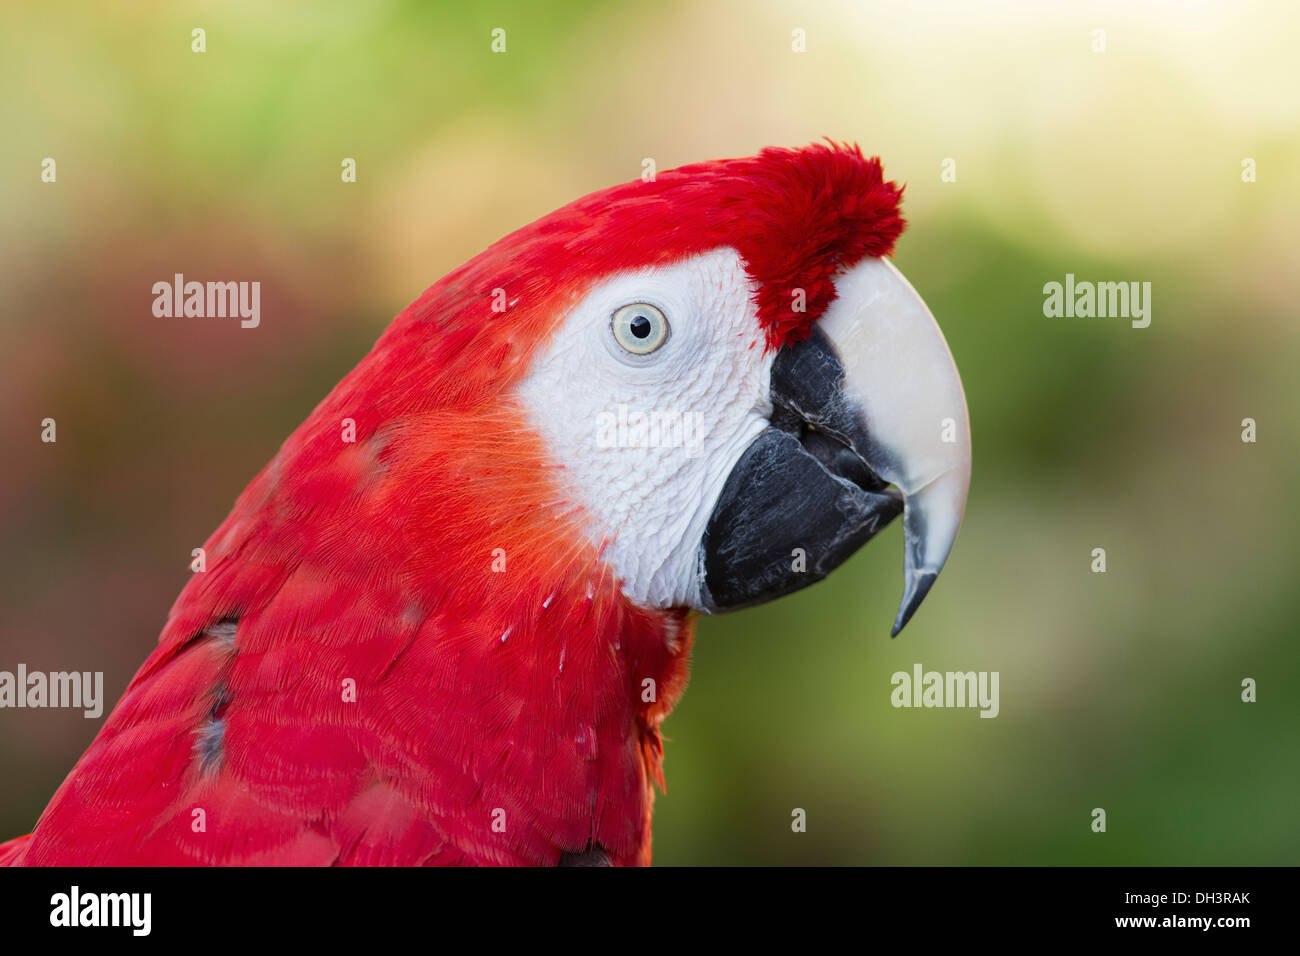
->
xmin=2 ymin=143 xmax=970 ymax=866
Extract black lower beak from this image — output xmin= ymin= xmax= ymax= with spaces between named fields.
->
xmin=698 ymin=329 xmax=903 ymax=612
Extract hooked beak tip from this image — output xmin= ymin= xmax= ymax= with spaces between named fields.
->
xmin=890 ymin=569 xmax=938 ymax=637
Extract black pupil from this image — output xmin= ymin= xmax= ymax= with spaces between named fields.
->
xmin=629 ymin=315 xmax=652 ymax=339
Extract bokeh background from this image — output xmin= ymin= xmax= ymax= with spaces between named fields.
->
xmin=1 ymin=0 xmax=1296 ymax=864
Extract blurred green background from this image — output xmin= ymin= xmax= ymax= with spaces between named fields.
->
xmin=1 ymin=0 xmax=1296 ymax=864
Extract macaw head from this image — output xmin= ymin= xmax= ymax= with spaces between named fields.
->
xmin=228 ymin=141 xmax=969 ymax=643
xmin=296 ymin=142 xmax=971 ymax=645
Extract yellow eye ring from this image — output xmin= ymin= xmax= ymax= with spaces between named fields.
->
xmin=611 ymin=303 xmax=669 ymax=355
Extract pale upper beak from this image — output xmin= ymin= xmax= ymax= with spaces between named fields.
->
xmin=819 ymin=258 xmax=972 ymax=635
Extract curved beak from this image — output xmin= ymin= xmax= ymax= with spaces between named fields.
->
xmin=820 ymin=259 xmax=971 ymax=635
xmin=699 ymin=257 xmax=970 ymax=636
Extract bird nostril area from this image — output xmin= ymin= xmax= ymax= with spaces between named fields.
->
xmin=768 ymin=393 xmax=889 ymax=494
xmin=797 ymin=421 xmax=887 ymax=492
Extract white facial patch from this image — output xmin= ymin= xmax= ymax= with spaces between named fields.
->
xmin=516 ymin=248 xmax=774 ymax=610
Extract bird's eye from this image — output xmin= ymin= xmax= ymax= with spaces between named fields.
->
xmin=611 ymin=303 xmax=669 ymax=355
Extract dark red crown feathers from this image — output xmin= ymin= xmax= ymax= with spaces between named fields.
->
xmin=685 ymin=141 xmax=907 ymax=349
